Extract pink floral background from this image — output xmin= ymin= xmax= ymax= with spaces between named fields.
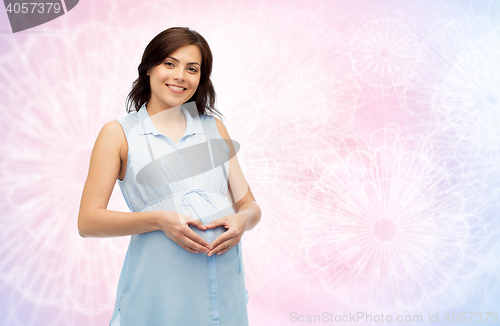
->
xmin=1 ymin=0 xmax=499 ymax=325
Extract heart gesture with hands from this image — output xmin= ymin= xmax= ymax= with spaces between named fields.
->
xmin=204 ymin=212 xmax=248 ymax=256
xmin=159 ymin=210 xmax=211 ymax=254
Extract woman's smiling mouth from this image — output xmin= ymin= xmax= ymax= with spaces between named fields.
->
xmin=166 ymin=84 xmax=187 ymax=93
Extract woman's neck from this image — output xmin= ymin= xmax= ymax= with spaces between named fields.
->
xmin=145 ymin=99 xmax=184 ymax=124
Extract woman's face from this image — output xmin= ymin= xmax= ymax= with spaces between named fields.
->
xmin=146 ymin=44 xmax=202 ymax=110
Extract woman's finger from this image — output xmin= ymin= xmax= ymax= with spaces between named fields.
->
xmin=178 ymin=236 xmax=208 ymax=254
xmin=178 ymin=243 xmax=201 ymax=254
xmin=208 ymin=240 xmax=237 ymax=257
xmin=180 ymin=231 xmax=210 ymax=253
xmin=208 ymin=230 xmax=236 ymax=250
xmin=181 ymin=226 xmax=210 ymax=247
xmin=187 ymin=219 xmax=208 ymax=231
xmin=204 ymin=217 xmax=225 ymax=229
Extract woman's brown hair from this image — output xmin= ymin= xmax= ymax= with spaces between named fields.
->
xmin=125 ymin=27 xmax=222 ymax=119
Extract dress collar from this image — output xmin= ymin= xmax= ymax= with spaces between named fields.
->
xmin=137 ymin=101 xmax=205 ymax=137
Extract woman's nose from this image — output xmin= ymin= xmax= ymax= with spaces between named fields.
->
xmin=173 ymin=68 xmax=186 ymax=80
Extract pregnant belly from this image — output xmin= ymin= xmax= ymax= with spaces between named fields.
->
xmin=126 ymin=224 xmax=237 ymax=278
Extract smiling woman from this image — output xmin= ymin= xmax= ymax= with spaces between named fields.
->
xmin=146 ymin=44 xmax=201 ymax=114
xmin=127 ymin=27 xmax=217 ymax=118
xmin=145 ymin=44 xmax=203 ymax=145
xmin=77 ymin=27 xmax=261 ymax=326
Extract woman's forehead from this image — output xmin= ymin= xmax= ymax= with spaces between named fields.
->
xmin=168 ymin=45 xmax=202 ymax=62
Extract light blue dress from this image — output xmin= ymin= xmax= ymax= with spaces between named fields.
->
xmin=109 ymin=101 xmax=249 ymax=326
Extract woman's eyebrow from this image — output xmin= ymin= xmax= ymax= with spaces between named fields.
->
xmin=167 ymin=56 xmax=201 ymax=66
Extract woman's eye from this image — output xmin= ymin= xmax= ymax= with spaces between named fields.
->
xmin=189 ymin=67 xmax=198 ymax=73
xmin=165 ymin=62 xmax=174 ymax=67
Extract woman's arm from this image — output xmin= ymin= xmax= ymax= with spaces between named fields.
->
xmin=206 ymin=118 xmax=262 ymax=256
xmin=78 ymin=120 xmax=161 ymax=237
xmin=204 ymin=117 xmax=262 ymax=256
xmin=228 ymin=182 xmax=261 ymax=231
xmin=214 ymin=117 xmax=262 ymax=231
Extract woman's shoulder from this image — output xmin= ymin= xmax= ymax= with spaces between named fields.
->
xmin=199 ymin=113 xmax=218 ymax=129
xmin=114 ymin=111 xmax=140 ymax=140
xmin=200 ymin=113 xmax=230 ymax=140
xmin=199 ymin=113 xmax=213 ymax=120
xmin=199 ymin=113 xmax=222 ymax=124
xmin=96 ymin=111 xmax=139 ymax=148
xmin=100 ymin=119 xmax=127 ymax=143
xmin=117 ymin=110 xmax=139 ymax=126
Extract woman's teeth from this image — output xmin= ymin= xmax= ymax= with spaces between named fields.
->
xmin=167 ymin=84 xmax=185 ymax=90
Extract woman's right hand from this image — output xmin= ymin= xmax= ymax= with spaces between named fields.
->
xmin=158 ymin=211 xmax=211 ymax=254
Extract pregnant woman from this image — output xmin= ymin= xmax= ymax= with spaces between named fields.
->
xmin=78 ymin=27 xmax=261 ymax=326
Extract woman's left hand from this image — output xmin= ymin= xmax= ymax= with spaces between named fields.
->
xmin=204 ymin=212 xmax=248 ymax=256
